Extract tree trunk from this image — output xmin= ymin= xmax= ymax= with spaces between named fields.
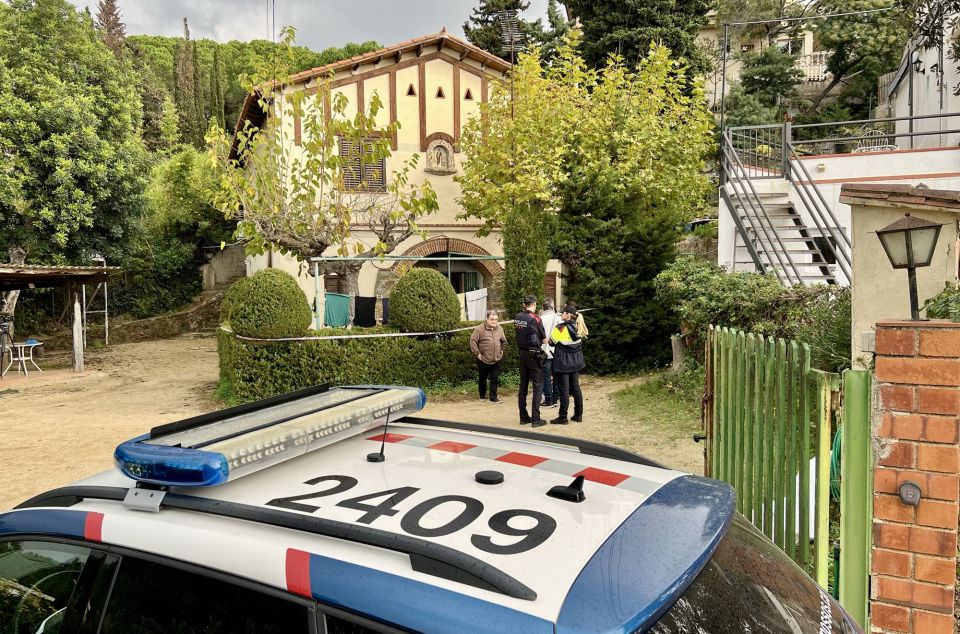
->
xmin=1 ymin=245 xmax=27 ymax=341
xmin=671 ymin=334 xmax=687 ymax=372
xmin=340 ymin=263 xmax=363 ymax=327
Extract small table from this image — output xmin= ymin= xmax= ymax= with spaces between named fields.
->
xmin=4 ymin=341 xmax=43 ymax=376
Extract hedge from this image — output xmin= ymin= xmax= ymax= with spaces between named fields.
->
xmin=390 ymin=268 xmax=462 ymax=333
xmin=223 ymin=269 xmax=311 ymax=338
xmin=219 ymin=327 xmax=518 ymax=403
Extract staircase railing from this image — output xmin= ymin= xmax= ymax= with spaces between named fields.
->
xmin=721 ymin=129 xmax=805 ymax=286
xmin=722 ymin=112 xmax=960 ymax=286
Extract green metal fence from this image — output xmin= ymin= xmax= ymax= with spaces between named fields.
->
xmin=704 ymin=325 xmax=873 ymax=629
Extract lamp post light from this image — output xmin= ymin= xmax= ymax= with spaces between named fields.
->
xmin=875 ymin=213 xmax=944 ymax=320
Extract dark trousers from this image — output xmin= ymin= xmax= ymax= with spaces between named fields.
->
xmin=555 ymin=371 xmax=583 ymax=419
xmin=517 ymin=349 xmax=543 ymax=422
xmin=542 ymin=359 xmax=554 ymax=404
xmin=478 ymin=360 xmax=501 ymax=400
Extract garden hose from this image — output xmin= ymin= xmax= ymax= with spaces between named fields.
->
xmin=830 ymin=428 xmax=842 ymax=500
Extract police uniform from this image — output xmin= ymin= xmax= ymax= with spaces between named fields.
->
xmin=514 ymin=296 xmax=547 ymax=426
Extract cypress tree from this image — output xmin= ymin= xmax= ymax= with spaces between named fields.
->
xmin=211 ymin=47 xmax=226 ymax=130
xmin=191 ymin=36 xmax=204 ymax=145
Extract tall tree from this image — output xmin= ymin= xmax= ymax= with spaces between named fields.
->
xmin=210 ymin=47 xmax=226 ymax=130
xmin=458 ymin=33 xmax=713 ymax=325
xmin=715 ymin=0 xmax=811 ymax=45
xmin=463 ymin=0 xmax=546 ymax=61
xmin=809 ymin=0 xmax=909 ymax=113
xmin=0 ymin=0 xmax=147 ymax=316
xmin=173 ymin=17 xmax=201 ymax=147
xmin=539 ymin=0 xmax=570 ymax=61
xmin=565 ymin=0 xmax=712 ymax=72
xmin=191 ymin=32 xmax=205 ymax=145
xmin=94 ymin=0 xmax=125 ymax=57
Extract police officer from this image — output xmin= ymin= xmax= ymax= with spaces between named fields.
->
xmin=514 ymin=295 xmax=547 ymax=427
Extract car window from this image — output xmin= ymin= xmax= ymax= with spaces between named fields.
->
xmin=324 ymin=614 xmax=380 ymax=633
xmin=0 ymin=540 xmax=93 ymax=634
xmin=650 ymin=515 xmax=848 ymax=633
xmin=99 ymin=556 xmax=311 ymax=634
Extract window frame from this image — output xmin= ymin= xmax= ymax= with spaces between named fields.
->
xmin=338 ymin=136 xmax=387 ymax=193
xmin=1 ymin=535 xmax=407 ymax=634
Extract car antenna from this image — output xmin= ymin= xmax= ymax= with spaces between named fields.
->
xmin=367 ymin=405 xmax=393 ymax=463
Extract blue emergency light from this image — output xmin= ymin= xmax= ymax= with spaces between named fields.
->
xmin=114 ymin=385 xmax=426 ymax=487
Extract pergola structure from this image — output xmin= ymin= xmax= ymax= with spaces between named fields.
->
xmin=0 ymin=264 xmax=122 ymax=373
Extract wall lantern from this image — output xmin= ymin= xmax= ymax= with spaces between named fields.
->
xmin=875 ymin=212 xmax=943 ymax=320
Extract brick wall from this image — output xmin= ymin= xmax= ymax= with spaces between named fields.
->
xmin=872 ymin=321 xmax=960 ymax=634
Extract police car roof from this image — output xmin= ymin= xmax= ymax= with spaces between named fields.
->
xmin=6 ymin=405 xmax=734 ymax=633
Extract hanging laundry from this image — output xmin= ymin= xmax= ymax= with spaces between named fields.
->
xmin=354 ymin=296 xmax=378 ymax=328
xmin=381 ymin=297 xmax=390 ymax=325
xmin=455 ymin=292 xmax=468 ymax=321
xmin=464 ymin=288 xmax=488 ymax=321
xmin=324 ymin=293 xmax=350 ymax=328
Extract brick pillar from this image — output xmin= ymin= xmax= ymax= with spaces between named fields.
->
xmin=872 ymin=321 xmax=960 ymax=634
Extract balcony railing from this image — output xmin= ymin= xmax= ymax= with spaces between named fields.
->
xmin=797 ymin=52 xmax=830 ymax=83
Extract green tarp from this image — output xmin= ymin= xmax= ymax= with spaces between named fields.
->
xmin=324 ymin=292 xmax=350 ymax=328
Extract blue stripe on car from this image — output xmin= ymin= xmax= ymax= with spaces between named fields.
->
xmin=305 ymin=552 xmax=553 ymax=634
xmin=0 ymin=509 xmax=89 ymax=539
xmin=556 ymin=475 xmax=736 ymax=634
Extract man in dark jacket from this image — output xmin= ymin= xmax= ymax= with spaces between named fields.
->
xmin=548 ymin=305 xmax=585 ymax=424
xmin=513 ymin=295 xmax=546 ymax=427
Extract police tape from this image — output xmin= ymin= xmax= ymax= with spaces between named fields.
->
xmin=222 ymin=325 xmax=477 ymax=343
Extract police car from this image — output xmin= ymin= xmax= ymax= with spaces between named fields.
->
xmin=1 ymin=385 xmax=861 ymax=633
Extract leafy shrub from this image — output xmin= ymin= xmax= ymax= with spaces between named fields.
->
xmin=390 ymin=268 xmax=461 ymax=333
xmin=223 ymin=270 xmax=311 ymax=338
xmin=218 ymin=327 xmax=518 ymax=402
xmin=923 ymin=283 xmax=960 ymax=321
xmin=655 ymin=257 xmax=852 ymax=372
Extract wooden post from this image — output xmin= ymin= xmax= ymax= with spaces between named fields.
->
xmin=72 ymin=294 xmax=84 ymax=373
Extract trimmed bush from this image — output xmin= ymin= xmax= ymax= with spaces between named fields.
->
xmin=223 ymin=269 xmax=311 ymax=338
xmin=389 ymin=268 xmax=462 ymax=333
xmin=923 ymin=283 xmax=960 ymax=321
xmin=218 ymin=328 xmax=518 ymax=403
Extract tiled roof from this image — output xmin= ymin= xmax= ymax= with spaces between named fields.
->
xmin=839 ymin=183 xmax=960 ymax=211
xmin=286 ymin=29 xmax=511 ymax=85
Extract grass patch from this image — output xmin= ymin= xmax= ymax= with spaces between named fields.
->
xmin=424 ymin=370 xmax=521 ymax=399
xmin=611 ymin=366 xmax=703 ymax=442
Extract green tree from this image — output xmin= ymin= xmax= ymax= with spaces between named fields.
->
xmin=565 ymin=0 xmax=711 ymax=72
xmin=715 ymin=0 xmax=811 ymax=45
xmin=208 ymin=28 xmax=438 ymax=303
xmin=739 ymin=46 xmax=803 ymax=107
xmin=0 ymin=0 xmax=147 ymax=316
xmin=724 ymin=83 xmax=780 ymax=126
xmin=458 ymin=34 xmax=713 ymax=332
xmin=463 ymin=0 xmax=546 ymax=61
xmin=539 ymin=0 xmax=570 ymax=61
xmin=174 ymin=17 xmax=201 ymax=146
xmin=210 ymin=47 xmax=226 ymax=130
xmin=810 ymin=0 xmax=908 ymax=113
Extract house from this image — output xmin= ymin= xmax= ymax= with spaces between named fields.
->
xmin=698 ymin=12 xmax=829 ymax=112
xmin=233 ymin=30 xmax=565 ymax=323
xmin=716 ymin=27 xmax=960 ymax=288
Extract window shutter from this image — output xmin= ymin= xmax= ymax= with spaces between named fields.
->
xmin=339 ymin=137 xmax=385 ymax=192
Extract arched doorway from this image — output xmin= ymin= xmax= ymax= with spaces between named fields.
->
xmin=394 ymin=237 xmax=502 ymax=292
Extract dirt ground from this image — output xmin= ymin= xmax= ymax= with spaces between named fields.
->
xmin=0 ymin=335 xmax=702 ymax=511
xmin=0 ymin=335 xmax=221 ymax=510
xmin=422 ymin=378 xmax=703 ymax=475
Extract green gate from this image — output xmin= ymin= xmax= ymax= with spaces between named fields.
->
xmin=704 ymin=325 xmax=872 ymax=627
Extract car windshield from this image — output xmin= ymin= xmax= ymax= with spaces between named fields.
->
xmin=650 ymin=515 xmax=851 ymax=633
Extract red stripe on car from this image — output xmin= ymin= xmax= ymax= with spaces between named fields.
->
xmin=367 ymin=433 xmax=414 ymax=443
xmin=285 ymin=549 xmax=312 ymax=598
xmin=428 ymin=441 xmax=477 ymax=453
xmin=496 ymin=452 xmax=549 ymax=467
xmin=83 ymin=512 xmax=104 ymax=542
xmin=575 ymin=467 xmax=631 ymax=487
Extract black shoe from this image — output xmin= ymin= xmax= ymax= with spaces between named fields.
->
xmin=531 ymin=419 xmax=547 ymax=427
xmin=541 ymin=401 xmax=558 ymax=408
xmin=490 ymin=398 xmax=503 ymax=403
xmin=520 ymin=418 xmax=532 ymax=425
xmin=571 ymin=416 xmax=583 ymax=423
xmin=550 ymin=416 xmax=569 ymax=425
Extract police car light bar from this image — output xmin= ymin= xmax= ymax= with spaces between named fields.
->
xmin=114 ymin=386 xmax=426 ymax=487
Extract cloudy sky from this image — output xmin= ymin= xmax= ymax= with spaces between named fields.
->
xmin=68 ymin=1 xmax=553 ymax=50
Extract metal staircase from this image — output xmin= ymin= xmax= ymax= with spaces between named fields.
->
xmin=720 ymin=124 xmax=852 ymax=287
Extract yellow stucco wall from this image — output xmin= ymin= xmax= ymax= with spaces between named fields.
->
xmin=248 ymin=46 xmax=518 ymax=311
xmin=848 ymin=201 xmax=960 ymax=368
